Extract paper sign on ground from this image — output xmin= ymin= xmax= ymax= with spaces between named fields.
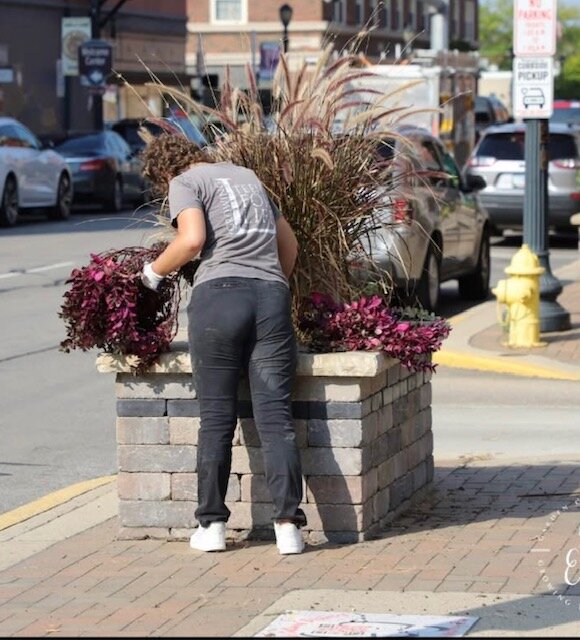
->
xmin=255 ymin=610 xmax=479 ymax=637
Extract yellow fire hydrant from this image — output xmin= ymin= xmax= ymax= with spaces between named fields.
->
xmin=492 ymin=244 xmax=546 ymax=348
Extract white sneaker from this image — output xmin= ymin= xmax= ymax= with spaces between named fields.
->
xmin=189 ymin=522 xmax=226 ymax=552
xmin=274 ymin=522 xmax=304 ymax=555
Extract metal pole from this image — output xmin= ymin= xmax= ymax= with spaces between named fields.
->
xmin=523 ymin=119 xmax=571 ymax=332
xmin=63 ymin=2 xmax=71 ymax=132
xmin=90 ymin=0 xmax=104 ymax=130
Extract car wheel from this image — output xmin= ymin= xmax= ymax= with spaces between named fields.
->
xmin=458 ymin=229 xmax=490 ymax=300
xmin=104 ymin=177 xmax=123 ymax=212
xmin=416 ymin=243 xmax=441 ymax=312
xmin=47 ymin=173 xmax=73 ymax=221
xmin=0 ymin=176 xmax=19 ymax=227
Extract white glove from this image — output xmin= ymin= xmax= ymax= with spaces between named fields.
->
xmin=141 ymin=262 xmax=165 ymax=291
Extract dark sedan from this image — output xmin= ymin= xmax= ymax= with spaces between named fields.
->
xmin=54 ymin=130 xmax=147 ymax=211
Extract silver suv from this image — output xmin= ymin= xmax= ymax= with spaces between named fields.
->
xmin=351 ymin=126 xmax=491 ymax=311
xmin=466 ymin=123 xmax=580 ymax=234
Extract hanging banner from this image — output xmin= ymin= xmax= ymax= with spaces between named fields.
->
xmin=259 ymin=42 xmax=281 ymax=82
xmin=61 ymin=17 xmax=91 ymax=77
xmin=79 ymin=39 xmax=113 ymax=91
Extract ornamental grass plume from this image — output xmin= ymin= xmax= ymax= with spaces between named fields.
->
xmin=75 ymin=40 xmax=450 ymax=370
xmin=136 ymin=44 xmax=426 ymax=337
xmin=58 ymin=244 xmax=185 ymax=374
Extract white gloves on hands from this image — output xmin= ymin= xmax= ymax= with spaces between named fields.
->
xmin=141 ymin=262 xmax=165 ymax=291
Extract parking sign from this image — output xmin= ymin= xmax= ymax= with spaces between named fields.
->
xmin=514 ymin=0 xmax=557 ymax=57
xmin=513 ymin=57 xmax=554 ymax=119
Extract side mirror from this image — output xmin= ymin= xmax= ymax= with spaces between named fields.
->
xmin=463 ymin=173 xmax=487 ymax=192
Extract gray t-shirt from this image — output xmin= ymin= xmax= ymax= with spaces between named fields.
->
xmin=168 ymin=162 xmax=287 ymax=288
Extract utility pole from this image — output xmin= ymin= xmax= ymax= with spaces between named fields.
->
xmin=88 ymin=0 xmax=130 ymax=130
xmin=89 ymin=0 xmax=103 ymax=130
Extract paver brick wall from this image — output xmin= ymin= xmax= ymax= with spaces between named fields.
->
xmin=98 ymin=350 xmax=434 ymax=543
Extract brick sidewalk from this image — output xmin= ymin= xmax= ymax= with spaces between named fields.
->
xmin=1 ymin=457 xmax=579 ymax=637
xmin=470 ymin=279 xmax=580 ymax=365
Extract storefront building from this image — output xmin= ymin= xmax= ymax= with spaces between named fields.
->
xmin=0 ymin=0 xmax=189 ymax=134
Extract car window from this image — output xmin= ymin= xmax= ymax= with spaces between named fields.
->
xmin=419 ymin=141 xmax=442 ymax=171
xmin=114 ymin=124 xmax=147 ymax=149
xmin=114 ymin=134 xmax=131 ymax=156
xmin=106 ymin=132 xmax=127 ymax=155
xmin=549 ymin=134 xmax=578 ymax=160
xmin=477 ymin=133 xmax=525 ymax=160
xmin=477 ymin=132 xmax=577 ymax=161
xmin=12 ymin=124 xmax=40 ymax=149
xmin=439 ymin=149 xmax=461 ymax=189
xmin=54 ymin=134 xmax=107 ymax=153
xmin=0 ymin=124 xmax=21 ymax=147
xmin=550 ymin=108 xmax=580 ymax=125
xmin=408 ymin=138 xmax=445 ymax=187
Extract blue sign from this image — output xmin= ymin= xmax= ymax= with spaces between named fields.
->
xmin=259 ymin=42 xmax=281 ymax=81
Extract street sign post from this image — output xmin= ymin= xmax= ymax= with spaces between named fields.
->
xmin=513 ymin=0 xmax=570 ymax=332
xmin=513 ymin=56 xmax=553 ymax=119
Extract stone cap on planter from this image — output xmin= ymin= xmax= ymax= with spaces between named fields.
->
xmin=95 ymin=340 xmax=398 ymax=378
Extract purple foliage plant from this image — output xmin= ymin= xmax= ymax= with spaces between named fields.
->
xmin=300 ymin=292 xmax=451 ymax=372
xmin=58 ymin=244 xmax=184 ymax=374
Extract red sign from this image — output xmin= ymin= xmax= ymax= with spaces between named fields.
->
xmin=514 ymin=0 xmax=557 ymax=56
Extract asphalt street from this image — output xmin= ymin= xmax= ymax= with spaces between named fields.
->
xmin=0 ymin=208 xmax=578 ymax=513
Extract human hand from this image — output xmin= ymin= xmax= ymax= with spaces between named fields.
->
xmin=141 ymin=262 xmax=165 ymax=291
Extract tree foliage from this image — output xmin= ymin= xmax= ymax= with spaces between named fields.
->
xmin=479 ymin=0 xmax=580 ymax=75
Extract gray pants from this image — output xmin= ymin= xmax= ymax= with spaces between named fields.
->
xmin=188 ymin=277 xmax=306 ymax=528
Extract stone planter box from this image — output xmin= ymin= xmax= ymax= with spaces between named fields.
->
xmin=96 ymin=338 xmax=434 ymax=544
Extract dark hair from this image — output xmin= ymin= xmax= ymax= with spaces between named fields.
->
xmin=141 ymin=134 xmax=215 ymax=195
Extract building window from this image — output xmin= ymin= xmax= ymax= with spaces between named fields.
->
xmin=378 ymin=0 xmax=389 ymax=28
xmin=355 ymin=0 xmax=364 ymax=24
xmin=416 ymin=0 xmax=425 ymax=31
xmin=391 ymin=0 xmax=403 ymax=30
xmin=211 ymin=0 xmax=247 ymax=24
xmin=371 ymin=0 xmax=379 ymax=26
xmin=450 ymin=0 xmax=458 ymax=38
xmin=408 ymin=0 xmax=416 ymax=29
xmin=333 ymin=0 xmax=346 ymax=23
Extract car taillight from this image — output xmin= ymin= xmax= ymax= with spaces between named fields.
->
xmin=393 ymin=198 xmax=411 ymax=223
xmin=552 ymin=158 xmax=580 ymax=169
xmin=570 ymin=192 xmax=580 ymax=201
xmin=79 ymin=159 xmax=107 ymax=171
xmin=468 ymin=156 xmax=496 ymax=168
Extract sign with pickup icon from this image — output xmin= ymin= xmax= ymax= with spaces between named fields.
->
xmin=513 ymin=56 xmax=553 ymax=119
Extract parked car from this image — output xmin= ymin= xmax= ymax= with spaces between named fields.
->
xmin=53 ymin=130 xmax=147 ymax=211
xmin=0 ymin=117 xmax=73 ymax=227
xmin=474 ymin=95 xmax=511 ymax=142
xmin=550 ymin=99 xmax=580 ymax=126
xmin=466 ymin=123 xmax=580 ymax=234
xmin=351 ymin=126 xmax=491 ymax=311
xmin=109 ymin=114 xmax=208 ymax=156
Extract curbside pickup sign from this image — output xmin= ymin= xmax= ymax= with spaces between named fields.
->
xmin=514 ymin=0 xmax=557 ymax=57
xmin=513 ymin=57 xmax=554 ymax=119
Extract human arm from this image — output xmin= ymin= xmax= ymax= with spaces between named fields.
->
xmin=142 ymin=208 xmax=206 ymax=289
xmin=276 ymin=215 xmax=299 ymax=279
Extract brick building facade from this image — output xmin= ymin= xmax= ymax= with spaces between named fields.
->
xmin=0 ymin=0 xmax=189 ymax=133
xmin=187 ymin=0 xmax=479 ymax=99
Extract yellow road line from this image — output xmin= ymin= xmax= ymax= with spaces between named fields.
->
xmin=434 ymin=350 xmax=580 ymax=381
xmin=0 ymin=475 xmax=116 ymax=532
